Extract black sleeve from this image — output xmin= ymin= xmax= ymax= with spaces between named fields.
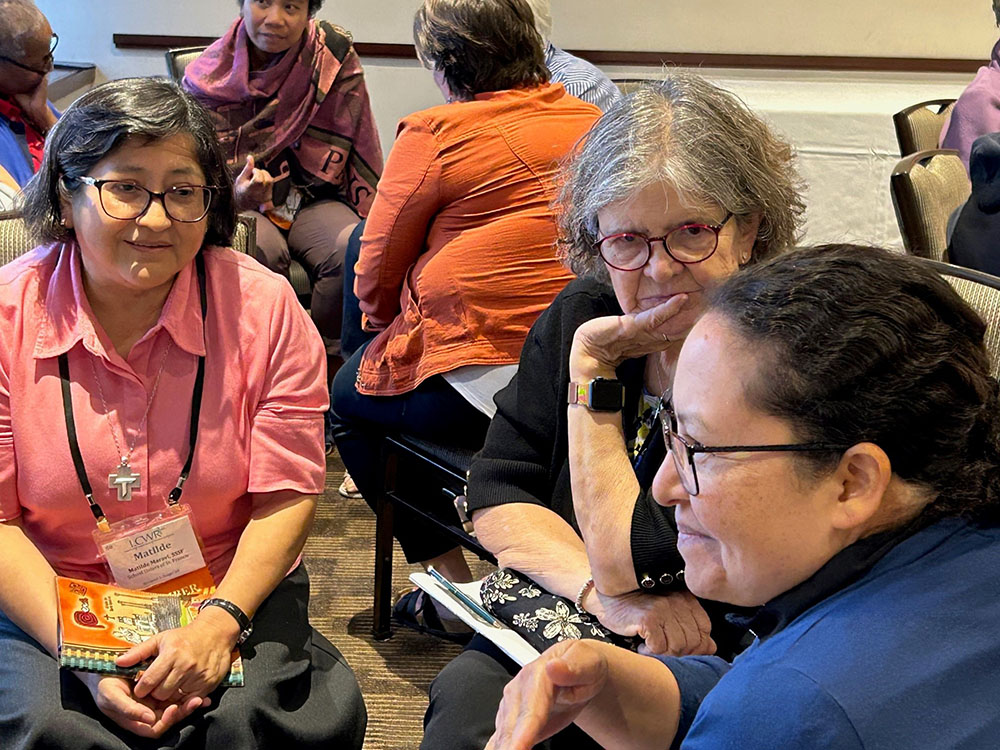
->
xmin=467 ymin=278 xmax=616 ymax=518
xmin=631 ymin=489 xmax=687 ymax=592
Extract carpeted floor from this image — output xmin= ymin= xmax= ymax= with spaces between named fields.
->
xmin=304 ymin=450 xmax=493 ymax=750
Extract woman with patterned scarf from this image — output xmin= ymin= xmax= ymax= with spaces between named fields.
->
xmin=183 ymin=0 xmax=383 ymax=353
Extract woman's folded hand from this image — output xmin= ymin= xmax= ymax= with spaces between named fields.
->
xmin=592 ymin=589 xmax=715 ymax=656
xmin=76 ymin=671 xmax=211 ymax=738
xmin=116 ymin=607 xmax=241 ymax=702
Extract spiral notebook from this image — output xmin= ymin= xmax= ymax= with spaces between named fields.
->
xmin=56 ymin=575 xmax=244 ymax=687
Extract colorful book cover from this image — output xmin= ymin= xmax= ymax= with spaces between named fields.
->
xmin=56 ymin=575 xmax=244 ymax=687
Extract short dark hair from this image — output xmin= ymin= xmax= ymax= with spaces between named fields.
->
xmin=413 ymin=0 xmax=548 ymax=100
xmin=19 ymin=77 xmax=235 ymax=248
xmin=235 ymin=0 xmax=324 ymax=16
xmin=708 ymin=244 xmax=1000 ymax=525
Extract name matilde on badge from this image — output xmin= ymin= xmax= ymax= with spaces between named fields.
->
xmin=99 ymin=514 xmax=207 ymax=590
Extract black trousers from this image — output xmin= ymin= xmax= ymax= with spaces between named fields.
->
xmin=340 ymin=219 xmax=369 ymax=360
xmin=0 ymin=565 xmax=366 ymax=750
xmin=422 ymin=635 xmax=602 ymax=749
xmin=329 ymin=342 xmax=491 ymax=563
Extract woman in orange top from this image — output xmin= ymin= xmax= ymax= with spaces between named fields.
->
xmin=330 ymin=0 xmax=600 ymax=638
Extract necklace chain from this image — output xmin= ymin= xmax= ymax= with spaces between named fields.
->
xmin=89 ymin=341 xmax=174 ymax=464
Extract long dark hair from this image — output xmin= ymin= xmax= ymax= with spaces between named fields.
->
xmin=708 ymin=244 xmax=1000 ymax=525
xmin=19 ymin=77 xmax=236 ymax=248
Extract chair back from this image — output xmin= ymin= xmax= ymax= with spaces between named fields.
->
xmin=893 ymin=99 xmax=957 ymax=156
xmin=923 ymin=258 xmax=1000 ymax=377
xmin=0 ymin=209 xmax=32 ymax=266
xmin=165 ymin=46 xmax=208 ymax=82
xmin=0 ymin=210 xmax=256 ymax=265
xmin=890 ymin=149 xmax=970 ymax=260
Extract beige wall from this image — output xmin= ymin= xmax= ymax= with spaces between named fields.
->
xmin=36 ymin=0 xmax=1000 ymax=73
xmin=32 ymin=1 xmax=1000 ymax=247
xmin=550 ymin=0 xmax=996 ymax=58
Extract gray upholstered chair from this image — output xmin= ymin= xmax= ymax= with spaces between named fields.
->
xmin=165 ymin=46 xmax=208 ymax=84
xmin=890 ymin=149 xmax=971 ymax=261
xmin=165 ymin=46 xmax=311 ymax=302
xmin=923 ymin=259 xmax=1000 ymax=377
xmin=893 ymin=99 xmax=957 ymax=157
xmin=0 ymin=209 xmax=31 ymax=266
xmin=0 ymin=209 xmax=257 ymax=266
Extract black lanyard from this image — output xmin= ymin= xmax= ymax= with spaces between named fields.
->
xmin=59 ymin=253 xmax=208 ymax=527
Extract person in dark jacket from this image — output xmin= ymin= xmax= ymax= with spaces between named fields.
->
xmin=489 ymin=244 xmax=1000 ymax=750
xmin=948 ymin=131 xmax=1000 ymax=275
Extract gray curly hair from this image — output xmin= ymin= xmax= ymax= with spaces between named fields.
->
xmin=994 ymin=0 xmax=1000 ymax=26
xmin=557 ymin=70 xmax=805 ymax=279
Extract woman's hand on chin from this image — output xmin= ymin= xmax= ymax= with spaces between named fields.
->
xmin=569 ymin=294 xmax=688 ymax=379
xmin=75 ymin=671 xmax=210 ymax=738
xmin=486 ymin=640 xmax=610 ymax=750
xmin=115 ymin=609 xmax=240 ymax=702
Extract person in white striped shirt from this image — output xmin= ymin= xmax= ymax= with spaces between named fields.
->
xmin=523 ymin=0 xmax=622 ymax=111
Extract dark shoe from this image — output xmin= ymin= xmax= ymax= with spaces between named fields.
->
xmin=391 ymin=588 xmax=474 ymax=644
xmin=325 ymin=409 xmax=335 ymax=456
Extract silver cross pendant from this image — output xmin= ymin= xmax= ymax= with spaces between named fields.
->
xmin=108 ymin=459 xmax=140 ymax=502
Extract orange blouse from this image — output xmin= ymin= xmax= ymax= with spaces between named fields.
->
xmin=354 ymin=83 xmax=601 ymax=396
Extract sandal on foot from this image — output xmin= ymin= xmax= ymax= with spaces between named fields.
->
xmin=391 ymin=588 xmax=474 ymax=644
xmin=338 ymin=472 xmax=363 ymax=499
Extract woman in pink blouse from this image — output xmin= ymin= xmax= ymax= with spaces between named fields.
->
xmin=0 ymin=78 xmax=364 ymax=748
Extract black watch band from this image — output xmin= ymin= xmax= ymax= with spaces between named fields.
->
xmin=199 ymin=597 xmax=253 ymax=644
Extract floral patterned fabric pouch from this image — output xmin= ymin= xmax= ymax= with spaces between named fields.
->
xmin=480 ymin=568 xmax=639 ymax=653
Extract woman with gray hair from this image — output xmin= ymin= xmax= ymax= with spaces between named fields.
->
xmin=423 ymin=70 xmax=803 ymax=749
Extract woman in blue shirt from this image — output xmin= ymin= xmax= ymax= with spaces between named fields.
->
xmin=488 ymin=244 xmax=1000 ymax=750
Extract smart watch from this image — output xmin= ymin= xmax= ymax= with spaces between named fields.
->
xmin=567 ymin=377 xmax=625 ymax=412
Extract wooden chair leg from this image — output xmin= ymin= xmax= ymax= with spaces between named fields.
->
xmin=372 ymin=491 xmax=394 ymax=641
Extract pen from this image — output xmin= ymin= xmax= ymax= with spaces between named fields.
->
xmin=426 ymin=566 xmax=500 ymax=627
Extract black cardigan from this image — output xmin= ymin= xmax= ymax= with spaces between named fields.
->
xmin=467 ymin=276 xmax=686 ymax=594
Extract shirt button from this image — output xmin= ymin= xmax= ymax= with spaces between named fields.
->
xmin=640 ymin=574 xmax=655 ymax=589
xmin=659 ymin=573 xmax=674 ymax=586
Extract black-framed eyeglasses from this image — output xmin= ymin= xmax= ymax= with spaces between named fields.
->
xmin=0 ymin=33 xmax=58 ymax=76
xmin=78 ymin=177 xmax=217 ymax=223
xmin=596 ymin=212 xmax=734 ymax=271
xmin=657 ymin=398 xmax=850 ymax=496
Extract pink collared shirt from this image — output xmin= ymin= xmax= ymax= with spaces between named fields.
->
xmin=0 ymin=242 xmax=328 ymax=583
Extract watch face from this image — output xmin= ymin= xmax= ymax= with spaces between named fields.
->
xmin=590 ymin=379 xmax=624 ymax=411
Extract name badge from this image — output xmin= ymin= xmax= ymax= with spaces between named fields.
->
xmin=93 ymin=506 xmax=208 ymax=590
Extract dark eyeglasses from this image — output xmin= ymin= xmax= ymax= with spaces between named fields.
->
xmin=0 ymin=33 xmax=58 ymax=76
xmin=596 ymin=212 xmax=734 ymax=271
xmin=658 ymin=398 xmax=850 ymax=496
xmin=78 ymin=177 xmax=217 ymax=223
